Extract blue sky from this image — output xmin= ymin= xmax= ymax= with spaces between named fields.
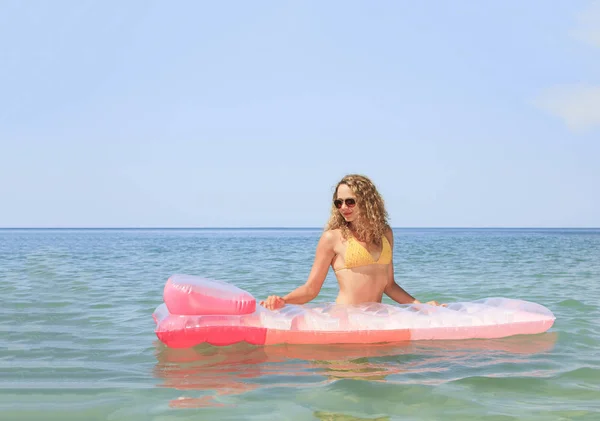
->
xmin=1 ymin=0 xmax=599 ymax=228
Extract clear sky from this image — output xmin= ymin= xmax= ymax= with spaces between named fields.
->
xmin=1 ymin=0 xmax=599 ymax=228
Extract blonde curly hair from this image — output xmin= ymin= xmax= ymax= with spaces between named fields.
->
xmin=325 ymin=174 xmax=390 ymax=245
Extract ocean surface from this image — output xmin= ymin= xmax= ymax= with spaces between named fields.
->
xmin=1 ymin=228 xmax=599 ymax=421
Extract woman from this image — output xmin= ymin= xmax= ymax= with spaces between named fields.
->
xmin=260 ymin=174 xmax=443 ymax=310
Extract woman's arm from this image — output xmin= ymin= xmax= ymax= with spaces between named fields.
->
xmin=383 ymin=228 xmax=444 ymax=306
xmin=383 ymin=228 xmax=418 ymax=304
xmin=260 ymin=230 xmax=336 ymax=310
xmin=385 ymin=281 xmax=419 ymax=304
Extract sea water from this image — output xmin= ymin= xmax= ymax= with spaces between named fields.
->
xmin=1 ymin=228 xmax=599 ymax=420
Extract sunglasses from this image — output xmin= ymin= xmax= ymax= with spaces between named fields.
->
xmin=334 ymin=198 xmax=356 ymax=209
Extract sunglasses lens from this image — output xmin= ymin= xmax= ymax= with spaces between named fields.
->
xmin=334 ymin=198 xmax=356 ymax=208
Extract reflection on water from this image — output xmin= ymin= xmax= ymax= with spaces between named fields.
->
xmin=153 ymin=333 xmax=558 ymax=408
xmin=314 ymin=411 xmax=390 ymax=421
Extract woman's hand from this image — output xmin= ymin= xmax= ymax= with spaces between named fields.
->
xmin=260 ymin=295 xmax=286 ymax=310
xmin=413 ymin=299 xmax=447 ymax=307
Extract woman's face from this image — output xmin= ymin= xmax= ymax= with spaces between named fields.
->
xmin=335 ymin=184 xmax=359 ymax=223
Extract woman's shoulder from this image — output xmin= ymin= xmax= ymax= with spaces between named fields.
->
xmin=323 ymin=228 xmax=349 ymax=244
xmin=383 ymin=225 xmax=394 ymax=243
xmin=323 ymin=228 xmax=343 ymax=240
xmin=316 ymin=229 xmax=343 ymax=253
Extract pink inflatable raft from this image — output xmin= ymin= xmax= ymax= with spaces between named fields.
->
xmin=153 ymin=274 xmax=556 ymax=348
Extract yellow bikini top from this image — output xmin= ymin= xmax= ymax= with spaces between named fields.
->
xmin=334 ymin=234 xmax=392 ymax=272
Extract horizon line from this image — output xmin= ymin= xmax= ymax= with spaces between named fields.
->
xmin=1 ymin=226 xmax=599 ymax=230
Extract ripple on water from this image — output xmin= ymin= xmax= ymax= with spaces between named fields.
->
xmin=1 ymin=228 xmax=600 ymax=420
